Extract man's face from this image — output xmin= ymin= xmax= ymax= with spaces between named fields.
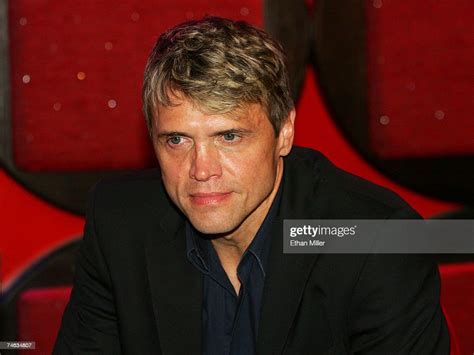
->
xmin=151 ymin=93 xmax=294 ymax=235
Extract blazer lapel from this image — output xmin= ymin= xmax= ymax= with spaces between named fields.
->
xmin=145 ymin=205 xmax=202 ymax=354
xmin=257 ymin=155 xmax=324 ymax=355
xmin=257 ymin=221 xmax=319 ymax=355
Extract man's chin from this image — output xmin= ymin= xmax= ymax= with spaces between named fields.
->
xmin=188 ymin=218 xmax=239 ymax=236
xmin=191 ymin=225 xmax=233 ymax=236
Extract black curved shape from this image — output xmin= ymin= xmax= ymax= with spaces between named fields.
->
xmin=0 ymin=1 xmax=153 ymax=215
xmin=264 ymin=0 xmax=312 ymax=102
xmin=0 ymin=239 xmax=81 ymax=345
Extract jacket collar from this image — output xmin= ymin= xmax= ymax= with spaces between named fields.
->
xmin=145 ymin=201 xmax=202 ymax=354
xmin=145 ymin=146 xmax=326 ymax=354
xmin=257 ymin=148 xmax=324 ymax=354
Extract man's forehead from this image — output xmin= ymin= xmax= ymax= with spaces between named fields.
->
xmin=155 ymin=92 xmax=266 ymax=123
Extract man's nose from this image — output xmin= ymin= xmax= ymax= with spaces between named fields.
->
xmin=189 ymin=144 xmax=222 ymax=182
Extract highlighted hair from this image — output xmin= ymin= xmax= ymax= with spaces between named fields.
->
xmin=142 ymin=16 xmax=294 ymax=136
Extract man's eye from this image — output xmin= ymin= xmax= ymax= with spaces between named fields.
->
xmin=168 ymin=136 xmax=182 ymax=145
xmin=223 ymin=133 xmax=236 ymax=141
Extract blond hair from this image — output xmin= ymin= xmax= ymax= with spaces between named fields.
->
xmin=142 ymin=16 xmax=294 ymax=135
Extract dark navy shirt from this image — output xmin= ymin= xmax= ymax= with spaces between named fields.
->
xmin=186 ymin=181 xmax=283 ymax=355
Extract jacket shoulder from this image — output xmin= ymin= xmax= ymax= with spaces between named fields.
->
xmin=90 ymin=168 xmax=167 ymax=207
xmin=287 ymin=146 xmax=419 ymax=218
xmin=85 ymin=168 xmax=177 ymax=238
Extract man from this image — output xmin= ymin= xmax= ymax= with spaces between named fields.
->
xmin=54 ymin=17 xmax=449 ymax=354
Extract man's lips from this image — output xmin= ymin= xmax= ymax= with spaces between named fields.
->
xmin=189 ymin=192 xmax=232 ymax=205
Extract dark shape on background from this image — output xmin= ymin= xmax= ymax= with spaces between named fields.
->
xmin=263 ymin=0 xmax=311 ymax=102
xmin=264 ymin=0 xmax=474 ymax=205
xmin=0 ymin=240 xmax=80 ymax=347
xmin=0 ymin=103 xmax=133 ymax=214
xmin=0 ymin=0 xmax=155 ymax=215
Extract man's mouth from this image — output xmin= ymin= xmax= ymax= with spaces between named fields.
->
xmin=189 ymin=192 xmax=232 ymax=206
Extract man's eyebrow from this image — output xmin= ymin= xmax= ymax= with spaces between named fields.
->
xmin=156 ymin=128 xmax=252 ymax=138
xmin=155 ymin=131 xmax=189 ymax=139
xmin=210 ymin=128 xmax=252 ymax=137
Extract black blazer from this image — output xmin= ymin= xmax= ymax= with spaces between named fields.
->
xmin=54 ymin=146 xmax=449 ymax=354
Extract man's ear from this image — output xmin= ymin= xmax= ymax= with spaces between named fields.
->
xmin=278 ymin=108 xmax=296 ymax=157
